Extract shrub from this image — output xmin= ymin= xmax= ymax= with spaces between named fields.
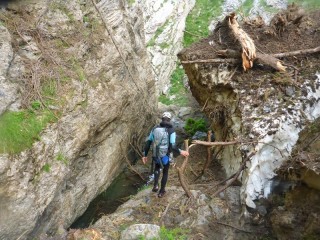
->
xmin=184 ymin=118 xmax=207 ymax=136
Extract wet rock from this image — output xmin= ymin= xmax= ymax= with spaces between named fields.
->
xmin=192 ymin=131 xmax=208 ymax=140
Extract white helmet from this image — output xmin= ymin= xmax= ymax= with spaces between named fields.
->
xmin=162 ymin=112 xmax=171 ymax=119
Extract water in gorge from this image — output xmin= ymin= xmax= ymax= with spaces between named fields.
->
xmin=70 ymin=169 xmax=145 ymax=229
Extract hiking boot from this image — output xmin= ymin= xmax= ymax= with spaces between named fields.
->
xmin=152 ymin=185 xmax=159 ymax=192
xmin=158 ymin=191 xmax=166 ymax=198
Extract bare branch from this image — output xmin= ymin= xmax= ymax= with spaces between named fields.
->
xmin=192 ymin=140 xmax=238 ymax=146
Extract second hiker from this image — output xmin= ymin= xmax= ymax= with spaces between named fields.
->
xmin=142 ymin=112 xmax=189 ymax=198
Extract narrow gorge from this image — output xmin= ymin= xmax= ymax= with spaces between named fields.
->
xmin=0 ymin=0 xmax=319 ymax=240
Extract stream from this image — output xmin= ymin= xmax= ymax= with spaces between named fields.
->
xmin=70 ymin=169 xmax=145 ymax=229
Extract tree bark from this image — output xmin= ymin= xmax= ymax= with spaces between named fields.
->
xmin=228 ymin=13 xmax=256 ymax=71
xmin=177 ymin=140 xmax=194 ymax=198
xmin=192 ymin=140 xmax=238 ymax=146
xmin=202 ymin=131 xmax=213 ymax=173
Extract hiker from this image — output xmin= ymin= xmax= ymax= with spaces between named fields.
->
xmin=142 ymin=112 xmax=189 ymax=198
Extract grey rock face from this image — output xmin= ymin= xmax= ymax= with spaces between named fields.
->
xmin=0 ymin=0 xmax=156 ymax=239
xmin=137 ymin=0 xmax=195 ymax=95
xmin=120 ymin=224 xmax=160 ymax=240
xmin=0 ymin=25 xmax=19 ymax=114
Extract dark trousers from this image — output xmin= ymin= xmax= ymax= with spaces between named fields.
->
xmin=154 ymin=162 xmax=170 ymax=193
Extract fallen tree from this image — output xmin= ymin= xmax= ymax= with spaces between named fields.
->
xmin=180 ymin=11 xmax=320 ymax=72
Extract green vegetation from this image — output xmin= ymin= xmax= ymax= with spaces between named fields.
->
xmin=288 ymin=0 xmax=320 ymax=10
xmin=0 ymin=110 xmax=55 ymax=154
xmin=159 ymin=226 xmax=189 ymax=240
xmin=183 ymin=0 xmax=223 ymax=47
xmin=56 ymin=152 xmax=69 ymax=165
xmin=137 ymin=185 xmax=150 ymax=192
xmin=51 ymin=1 xmax=75 ymax=22
xmin=158 ymin=66 xmax=188 ymax=106
xmin=137 ymin=227 xmax=188 ymax=240
xmin=162 ymin=0 xmax=224 ymax=108
xmin=127 ymin=0 xmax=135 ymax=6
xmin=42 ymin=163 xmax=51 ymax=173
xmin=237 ymin=0 xmax=254 ymax=16
xmin=259 ymin=0 xmax=278 ymax=14
xmin=159 ymin=42 xmax=170 ymax=49
xmin=147 ymin=20 xmax=170 ymax=47
xmin=184 ymin=118 xmax=207 ymax=136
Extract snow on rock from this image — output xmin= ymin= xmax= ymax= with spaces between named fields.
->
xmin=242 ymin=73 xmax=320 ymax=208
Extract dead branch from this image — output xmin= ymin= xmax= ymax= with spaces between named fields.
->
xmin=180 ymin=58 xmax=239 ymax=64
xmin=181 ymin=45 xmax=319 ymax=70
xmin=207 ymin=172 xmax=237 ymax=191
xmin=228 ymin=13 xmax=256 ymax=71
xmin=211 ymin=152 xmax=254 ymax=197
xmin=177 ymin=139 xmax=194 ymax=198
xmin=129 ymin=142 xmax=143 ymax=158
xmin=120 ymin=145 xmax=145 ymax=181
xmin=272 ymin=46 xmax=320 ymax=58
xmin=192 ymin=140 xmax=238 ymax=146
xmin=201 ymin=98 xmax=209 ymax=111
xmin=177 ymin=167 xmax=193 ymax=198
xmin=256 ymin=52 xmax=286 ymax=71
xmin=216 ymin=48 xmax=286 ymax=71
xmin=181 ymin=139 xmax=190 ymax=172
xmin=160 ymin=202 xmax=171 ymax=226
xmin=202 ymin=131 xmax=213 ymax=173
xmin=189 ymin=165 xmax=199 ymax=177
xmin=212 ymin=221 xmax=254 ymax=234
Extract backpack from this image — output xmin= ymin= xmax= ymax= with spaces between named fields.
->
xmin=152 ymin=127 xmax=169 ymax=165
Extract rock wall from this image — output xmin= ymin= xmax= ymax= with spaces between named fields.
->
xmin=135 ymin=0 xmax=195 ymax=95
xmin=0 ymin=0 xmax=156 ymax=239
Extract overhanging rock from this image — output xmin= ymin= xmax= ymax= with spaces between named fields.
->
xmin=178 ymin=8 xmax=320 ymax=208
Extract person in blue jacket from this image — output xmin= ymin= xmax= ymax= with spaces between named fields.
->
xmin=142 ymin=112 xmax=189 ymax=198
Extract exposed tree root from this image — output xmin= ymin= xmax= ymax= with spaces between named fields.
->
xmin=211 ymin=152 xmax=254 ymax=197
xmin=180 ymin=11 xmax=320 ymax=72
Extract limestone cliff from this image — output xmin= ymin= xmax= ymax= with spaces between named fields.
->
xmin=0 ymin=0 xmax=156 ymax=239
xmin=135 ymin=0 xmax=195 ymax=95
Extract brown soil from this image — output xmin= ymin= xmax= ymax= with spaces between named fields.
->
xmin=179 ymin=5 xmax=320 ymax=87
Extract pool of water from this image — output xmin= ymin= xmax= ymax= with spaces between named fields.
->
xmin=70 ymin=169 xmax=145 ymax=229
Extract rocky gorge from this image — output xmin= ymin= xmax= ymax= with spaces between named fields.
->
xmin=0 ymin=0 xmax=320 ymax=239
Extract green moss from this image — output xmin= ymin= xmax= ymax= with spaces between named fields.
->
xmin=183 ymin=0 xmax=224 ymax=47
xmin=158 ymin=66 xmax=188 ymax=106
xmin=0 ymin=110 xmax=55 ymax=154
